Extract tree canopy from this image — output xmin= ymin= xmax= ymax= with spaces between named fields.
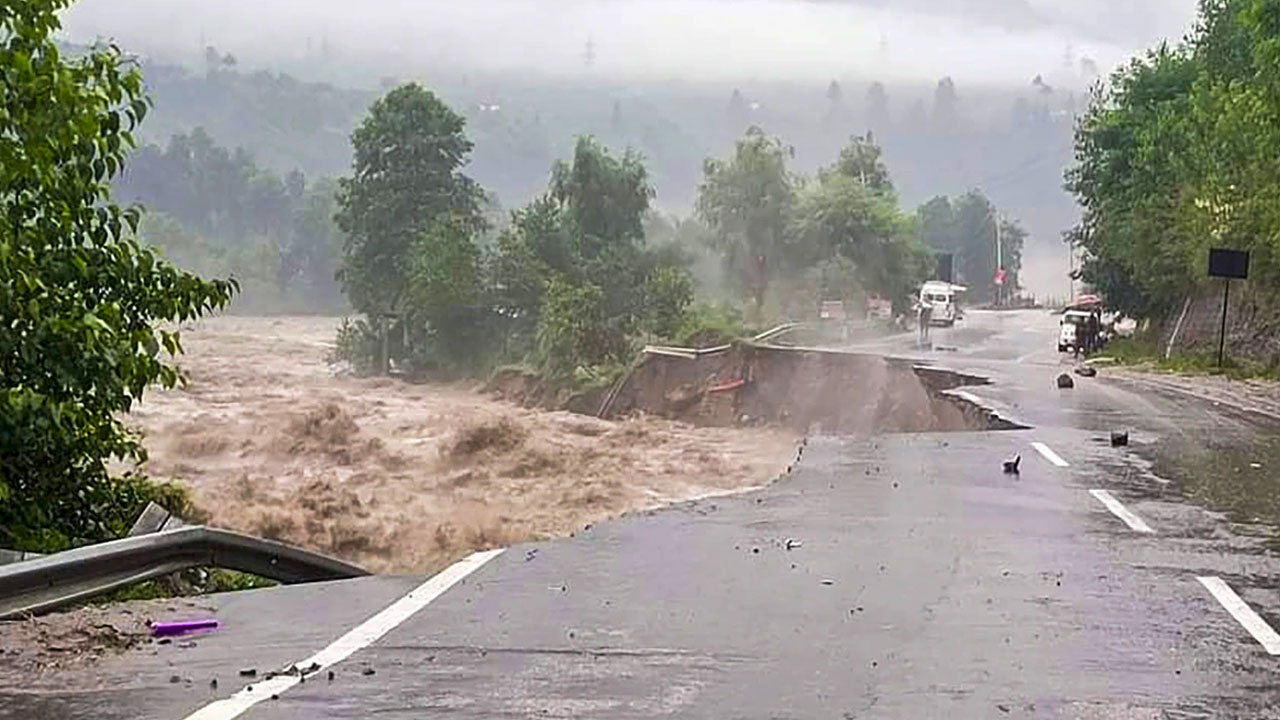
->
xmin=697 ymin=127 xmax=797 ymax=319
xmin=335 ymin=83 xmax=482 ymax=317
xmin=917 ymin=192 xmax=1026 ymax=304
xmin=115 ymin=129 xmax=344 ymax=312
xmin=1067 ymin=0 xmax=1280 ymax=318
xmin=1 ymin=0 xmax=235 ymax=551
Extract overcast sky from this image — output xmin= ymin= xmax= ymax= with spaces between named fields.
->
xmin=62 ymin=0 xmax=1199 ymax=87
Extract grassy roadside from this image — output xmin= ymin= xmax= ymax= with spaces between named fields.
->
xmin=1101 ymin=332 xmax=1280 ymax=380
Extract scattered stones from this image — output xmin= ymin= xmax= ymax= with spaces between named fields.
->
xmin=1074 ymin=365 xmax=1098 ymax=378
xmin=361 ymin=667 xmax=376 ymax=676
xmin=168 ymin=674 xmax=181 ymax=684
xmin=784 ymin=538 xmax=802 ymax=550
xmin=1057 ymin=373 xmax=1074 ymax=389
xmin=239 ymin=668 xmax=257 ymax=678
xmin=1110 ymin=431 xmax=1129 ymax=447
xmin=1003 ymin=455 xmax=1021 ymax=475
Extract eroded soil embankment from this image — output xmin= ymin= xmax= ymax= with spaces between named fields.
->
xmin=601 ymin=343 xmax=1000 ymax=434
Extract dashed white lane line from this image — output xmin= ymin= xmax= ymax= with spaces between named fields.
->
xmin=1031 ymin=442 xmax=1069 ymax=467
xmin=1088 ymin=489 xmax=1155 ymax=533
xmin=184 ymin=548 xmax=505 ymax=720
xmin=1196 ymin=576 xmax=1280 ymax=655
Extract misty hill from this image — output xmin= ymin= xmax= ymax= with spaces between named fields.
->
xmin=131 ymin=59 xmax=1077 ymax=295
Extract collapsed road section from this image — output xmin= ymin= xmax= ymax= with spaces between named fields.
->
xmin=600 ymin=340 xmax=1025 ymax=434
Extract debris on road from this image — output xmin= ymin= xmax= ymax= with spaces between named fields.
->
xmin=149 ymin=619 xmax=219 ymax=637
xmin=1057 ymin=373 xmax=1075 ymax=389
xmin=1110 ymin=431 xmax=1129 ymax=447
xmin=784 ymin=538 xmax=802 ymax=550
xmin=238 ymin=668 xmax=257 ymax=677
xmin=1003 ymin=455 xmax=1021 ymax=474
xmin=1074 ymin=365 xmax=1098 ymax=378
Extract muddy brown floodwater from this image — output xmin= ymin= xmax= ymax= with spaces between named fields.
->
xmin=126 ymin=316 xmax=797 ymax=574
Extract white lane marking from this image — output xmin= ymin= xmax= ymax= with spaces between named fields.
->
xmin=1088 ymin=489 xmax=1155 ymax=533
xmin=184 ymin=549 xmax=504 ymax=720
xmin=1031 ymin=442 xmax=1069 ymax=467
xmin=1196 ymin=576 xmax=1280 ymax=655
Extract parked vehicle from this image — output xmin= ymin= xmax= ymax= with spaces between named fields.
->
xmin=1059 ymin=308 xmax=1103 ymax=354
xmin=918 ymin=281 xmax=965 ymax=327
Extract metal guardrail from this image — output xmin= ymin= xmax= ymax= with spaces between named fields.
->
xmin=0 ymin=526 xmax=369 ymax=619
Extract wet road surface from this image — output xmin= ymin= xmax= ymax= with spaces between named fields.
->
xmin=6 ymin=310 xmax=1280 ymax=719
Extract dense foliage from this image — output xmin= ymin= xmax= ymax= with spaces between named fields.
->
xmin=917 ymin=192 xmax=1027 ymax=305
xmin=332 ymin=87 xmax=689 ymax=379
xmin=1 ymin=0 xmax=234 ymax=551
xmin=114 ymin=129 xmax=344 ymax=312
xmin=1068 ymin=0 xmax=1280 ymax=318
xmin=123 ymin=51 xmax=1081 ymax=267
xmin=335 ymin=83 xmax=483 ymax=319
xmin=697 ymin=128 xmax=947 ymax=319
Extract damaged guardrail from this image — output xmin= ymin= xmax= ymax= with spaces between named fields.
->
xmin=0 ymin=526 xmax=368 ymax=619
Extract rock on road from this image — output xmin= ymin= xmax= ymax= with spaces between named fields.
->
xmin=5 ymin=310 xmax=1280 ymax=719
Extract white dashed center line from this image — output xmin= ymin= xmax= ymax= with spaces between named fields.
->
xmin=1088 ymin=489 xmax=1154 ymax=533
xmin=184 ymin=548 xmax=504 ymax=720
xmin=1031 ymin=442 xmax=1069 ymax=467
xmin=1196 ymin=576 xmax=1280 ymax=655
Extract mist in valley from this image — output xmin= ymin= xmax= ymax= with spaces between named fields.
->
xmin=63 ymin=0 xmax=1199 ymax=302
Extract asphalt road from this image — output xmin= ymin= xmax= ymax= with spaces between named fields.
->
xmin=7 ymin=310 xmax=1280 ymax=719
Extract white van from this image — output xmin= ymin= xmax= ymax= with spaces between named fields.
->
xmin=1058 ymin=308 xmax=1098 ymax=353
xmin=919 ymin=281 xmax=965 ymax=327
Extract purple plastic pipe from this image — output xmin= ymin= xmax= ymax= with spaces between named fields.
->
xmin=150 ymin=619 xmax=220 ymax=637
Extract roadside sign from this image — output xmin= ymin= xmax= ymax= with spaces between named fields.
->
xmin=1207 ymin=248 xmax=1249 ymax=369
xmin=936 ymin=253 xmax=954 ymax=284
xmin=993 ymin=267 xmax=1007 ymax=286
xmin=1209 ymin=248 xmax=1249 ymax=279
xmin=819 ymin=301 xmax=846 ymax=321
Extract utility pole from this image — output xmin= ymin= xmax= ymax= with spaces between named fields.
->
xmin=1068 ymin=239 xmax=1076 ymax=305
xmin=993 ymin=211 xmax=1003 ymax=307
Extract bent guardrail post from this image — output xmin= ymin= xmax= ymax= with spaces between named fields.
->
xmin=0 ymin=526 xmax=369 ymax=619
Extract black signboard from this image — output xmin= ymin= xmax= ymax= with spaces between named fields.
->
xmin=936 ymin=253 xmax=954 ymax=284
xmin=1209 ymin=248 xmax=1250 ymax=279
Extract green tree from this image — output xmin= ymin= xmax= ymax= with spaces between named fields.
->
xmin=916 ymin=192 xmax=1025 ymax=304
xmin=536 ymin=279 xmax=627 ymax=379
xmin=1 ymin=1 xmax=235 ymax=551
xmin=830 ymin=132 xmax=894 ymax=194
xmin=405 ymin=218 xmax=495 ymax=371
xmin=642 ymin=266 xmax=695 ymax=340
xmin=335 ymin=84 xmax=482 ymax=318
xmin=491 ymin=136 xmax=657 ymax=370
xmin=696 ymin=127 xmax=796 ymax=319
xmin=792 ymin=134 xmax=928 ymax=311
